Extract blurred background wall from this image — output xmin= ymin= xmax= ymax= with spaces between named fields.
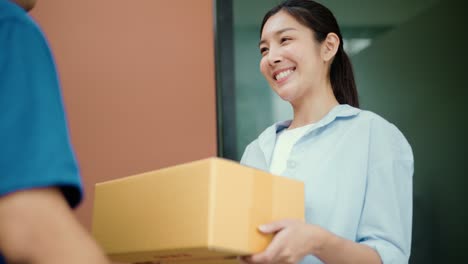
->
xmin=31 ymin=0 xmax=217 ymax=232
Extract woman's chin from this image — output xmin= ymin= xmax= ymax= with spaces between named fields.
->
xmin=275 ymin=89 xmax=296 ymax=103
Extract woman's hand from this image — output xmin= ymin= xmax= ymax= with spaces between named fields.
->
xmin=239 ymin=219 xmax=330 ymax=264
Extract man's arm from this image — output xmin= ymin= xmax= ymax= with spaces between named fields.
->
xmin=0 ymin=187 xmax=109 ymax=264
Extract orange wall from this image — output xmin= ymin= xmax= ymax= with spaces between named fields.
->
xmin=31 ymin=0 xmax=217 ymax=230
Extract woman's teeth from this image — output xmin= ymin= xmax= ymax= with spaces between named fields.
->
xmin=275 ymin=69 xmax=294 ymax=80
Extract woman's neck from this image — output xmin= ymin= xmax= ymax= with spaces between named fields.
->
xmin=289 ymin=83 xmax=339 ymax=129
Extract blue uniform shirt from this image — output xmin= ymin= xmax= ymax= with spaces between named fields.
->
xmin=0 ymin=1 xmax=82 ymax=261
xmin=241 ymin=104 xmax=414 ymax=264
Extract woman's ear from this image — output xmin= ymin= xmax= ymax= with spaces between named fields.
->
xmin=321 ymin=33 xmax=340 ymax=62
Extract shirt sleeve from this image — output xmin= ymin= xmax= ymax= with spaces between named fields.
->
xmin=240 ymin=140 xmax=266 ymax=170
xmin=0 ymin=18 xmax=82 ymax=208
xmin=357 ymin=119 xmax=414 ymax=264
xmin=240 ymin=143 xmax=252 ymax=165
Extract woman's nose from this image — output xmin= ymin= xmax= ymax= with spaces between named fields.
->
xmin=267 ymin=47 xmax=282 ymax=65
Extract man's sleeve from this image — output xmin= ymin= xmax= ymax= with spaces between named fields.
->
xmin=0 ymin=19 xmax=82 ymax=208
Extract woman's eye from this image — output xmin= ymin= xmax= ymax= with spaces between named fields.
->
xmin=280 ymin=37 xmax=291 ymax=44
xmin=260 ymin=47 xmax=268 ymax=55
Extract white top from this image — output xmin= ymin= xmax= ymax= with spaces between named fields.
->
xmin=269 ymin=123 xmax=314 ymax=175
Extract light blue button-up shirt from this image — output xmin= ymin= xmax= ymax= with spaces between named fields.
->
xmin=240 ymin=104 xmax=413 ymax=264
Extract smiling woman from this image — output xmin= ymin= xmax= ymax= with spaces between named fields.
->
xmin=258 ymin=12 xmax=341 ymax=115
xmin=238 ymin=1 xmax=414 ymax=264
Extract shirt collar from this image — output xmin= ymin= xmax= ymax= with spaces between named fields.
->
xmin=265 ymin=104 xmax=360 ymax=137
xmin=257 ymin=104 xmax=361 ymax=164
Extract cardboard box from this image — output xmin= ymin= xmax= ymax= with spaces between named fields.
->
xmin=92 ymin=157 xmax=304 ymax=263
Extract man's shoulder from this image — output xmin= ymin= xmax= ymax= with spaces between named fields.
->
xmin=0 ymin=0 xmax=29 ymax=22
xmin=0 ymin=0 xmax=43 ymax=41
xmin=0 ymin=1 xmax=50 ymax=66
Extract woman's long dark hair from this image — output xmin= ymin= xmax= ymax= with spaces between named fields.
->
xmin=260 ymin=0 xmax=359 ymax=107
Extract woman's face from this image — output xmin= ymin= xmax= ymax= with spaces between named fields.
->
xmin=259 ymin=11 xmax=326 ymax=103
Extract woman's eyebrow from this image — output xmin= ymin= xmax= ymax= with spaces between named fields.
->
xmin=259 ymin=27 xmax=297 ymax=47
